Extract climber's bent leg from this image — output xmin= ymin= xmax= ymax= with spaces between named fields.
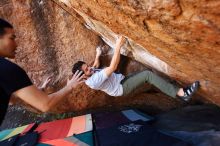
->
xmin=121 ymin=70 xmax=179 ymax=98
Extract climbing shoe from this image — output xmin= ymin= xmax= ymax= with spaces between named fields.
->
xmin=179 ymin=81 xmax=200 ymax=102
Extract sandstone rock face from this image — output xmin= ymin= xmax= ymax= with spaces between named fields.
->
xmin=1 ymin=0 xmax=99 ymax=84
xmin=0 ymin=0 xmax=181 ymax=113
xmin=56 ymin=0 xmax=220 ymax=104
xmin=0 ymin=0 xmax=219 ymax=113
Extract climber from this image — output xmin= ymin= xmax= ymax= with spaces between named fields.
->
xmin=0 ymin=18 xmax=85 ymax=125
xmin=72 ymin=36 xmax=200 ymax=101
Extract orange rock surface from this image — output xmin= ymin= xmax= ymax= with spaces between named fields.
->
xmin=0 ymin=0 xmax=219 ymax=113
xmin=57 ymin=0 xmax=220 ymax=104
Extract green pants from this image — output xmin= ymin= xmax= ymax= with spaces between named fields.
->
xmin=121 ymin=70 xmax=179 ymax=98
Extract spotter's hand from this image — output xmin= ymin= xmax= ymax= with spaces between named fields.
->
xmin=67 ymin=70 xmax=85 ymax=89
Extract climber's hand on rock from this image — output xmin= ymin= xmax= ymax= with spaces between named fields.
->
xmin=67 ymin=70 xmax=85 ymax=90
xmin=116 ymin=36 xmax=126 ymax=49
xmin=96 ymin=46 xmax=102 ymax=57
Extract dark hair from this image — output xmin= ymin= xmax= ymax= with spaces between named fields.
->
xmin=72 ymin=61 xmax=86 ymax=74
xmin=0 ymin=18 xmax=13 ymax=36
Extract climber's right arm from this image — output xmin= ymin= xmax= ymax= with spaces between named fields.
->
xmin=104 ymin=36 xmax=126 ymax=77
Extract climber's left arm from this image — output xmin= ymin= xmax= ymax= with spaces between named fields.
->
xmin=92 ymin=46 xmax=102 ymax=68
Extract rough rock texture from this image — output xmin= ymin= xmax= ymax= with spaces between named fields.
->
xmin=0 ymin=0 xmax=98 ymax=85
xmin=0 ymin=0 xmax=184 ymax=113
xmin=56 ymin=0 xmax=220 ymax=104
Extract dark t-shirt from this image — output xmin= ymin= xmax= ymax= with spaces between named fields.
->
xmin=0 ymin=57 xmax=32 ymax=125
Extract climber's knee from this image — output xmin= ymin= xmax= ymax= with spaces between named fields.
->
xmin=142 ymin=70 xmax=154 ymax=82
xmin=143 ymin=70 xmax=153 ymax=76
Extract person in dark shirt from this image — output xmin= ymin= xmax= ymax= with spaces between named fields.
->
xmin=0 ymin=18 xmax=85 ymax=125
